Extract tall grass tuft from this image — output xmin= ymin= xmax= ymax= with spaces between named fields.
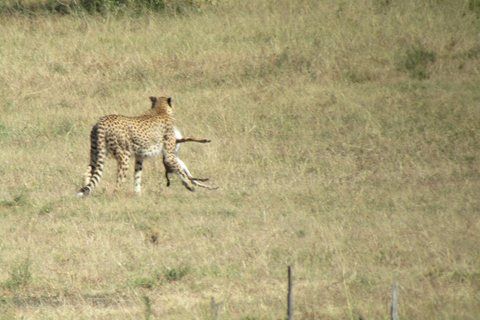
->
xmin=2 ymin=256 xmax=33 ymax=289
xmin=402 ymin=44 xmax=436 ymax=79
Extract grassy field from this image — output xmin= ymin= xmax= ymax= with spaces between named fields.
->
xmin=1 ymin=0 xmax=480 ymax=318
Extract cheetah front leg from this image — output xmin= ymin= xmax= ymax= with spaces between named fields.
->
xmin=134 ymin=155 xmax=144 ymax=194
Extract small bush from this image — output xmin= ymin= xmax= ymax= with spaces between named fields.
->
xmin=468 ymin=0 xmax=480 ymax=17
xmin=131 ymin=265 xmax=189 ymax=289
xmin=0 ymin=1 xmax=58 ymax=14
xmin=2 ymin=257 xmax=33 ymax=289
xmin=78 ymin=0 xmax=149 ymax=13
xmin=163 ymin=265 xmax=189 ymax=281
xmin=77 ymin=0 xmax=196 ymax=14
xmin=2 ymin=192 xmax=29 ymax=208
xmin=132 ymin=276 xmax=156 ymax=289
xmin=401 ymin=45 xmax=436 ymax=80
xmin=0 ymin=0 xmax=213 ymax=16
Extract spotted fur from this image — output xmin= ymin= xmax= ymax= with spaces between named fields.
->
xmin=77 ymin=96 xmax=196 ymax=196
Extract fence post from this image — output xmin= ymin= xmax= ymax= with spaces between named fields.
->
xmin=288 ymin=266 xmax=293 ymax=320
xmin=211 ymin=297 xmax=220 ymax=320
xmin=391 ymin=282 xmax=399 ymax=320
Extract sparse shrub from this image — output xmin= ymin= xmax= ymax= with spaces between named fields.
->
xmin=39 ymin=202 xmax=55 ymax=215
xmin=296 ymin=230 xmax=306 ymax=238
xmin=132 ymin=276 xmax=157 ymax=289
xmin=0 ymin=0 xmax=58 ymax=14
xmin=2 ymin=257 xmax=33 ymax=289
xmin=401 ymin=44 xmax=436 ymax=80
xmin=77 ymin=0 xmax=200 ymax=14
xmin=77 ymin=0 xmax=157 ymax=13
xmin=162 ymin=265 xmax=189 ymax=281
xmin=12 ymin=193 xmax=29 ymax=206
xmin=345 ymin=68 xmax=373 ymax=83
xmin=0 ymin=0 xmax=216 ymax=15
xmin=464 ymin=45 xmax=480 ymax=59
xmin=468 ymin=0 xmax=480 ymax=17
xmin=132 ymin=265 xmax=189 ymax=289
xmin=2 ymin=192 xmax=29 ymax=208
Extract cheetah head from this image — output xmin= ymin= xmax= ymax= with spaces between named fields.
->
xmin=149 ymin=96 xmax=173 ymax=115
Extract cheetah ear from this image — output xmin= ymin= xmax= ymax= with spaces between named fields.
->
xmin=167 ymin=97 xmax=172 ymax=107
xmin=149 ymin=96 xmax=157 ymax=108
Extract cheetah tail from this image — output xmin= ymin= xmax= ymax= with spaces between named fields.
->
xmin=77 ymin=125 xmax=107 ymax=197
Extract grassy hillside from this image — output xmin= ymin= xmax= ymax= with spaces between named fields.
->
xmin=1 ymin=0 xmax=480 ymax=318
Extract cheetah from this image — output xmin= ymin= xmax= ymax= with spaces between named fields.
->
xmin=77 ymin=96 xmax=215 ymax=196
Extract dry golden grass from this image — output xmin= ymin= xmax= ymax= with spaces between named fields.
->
xmin=1 ymin=0 xmax=480 ymax=318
